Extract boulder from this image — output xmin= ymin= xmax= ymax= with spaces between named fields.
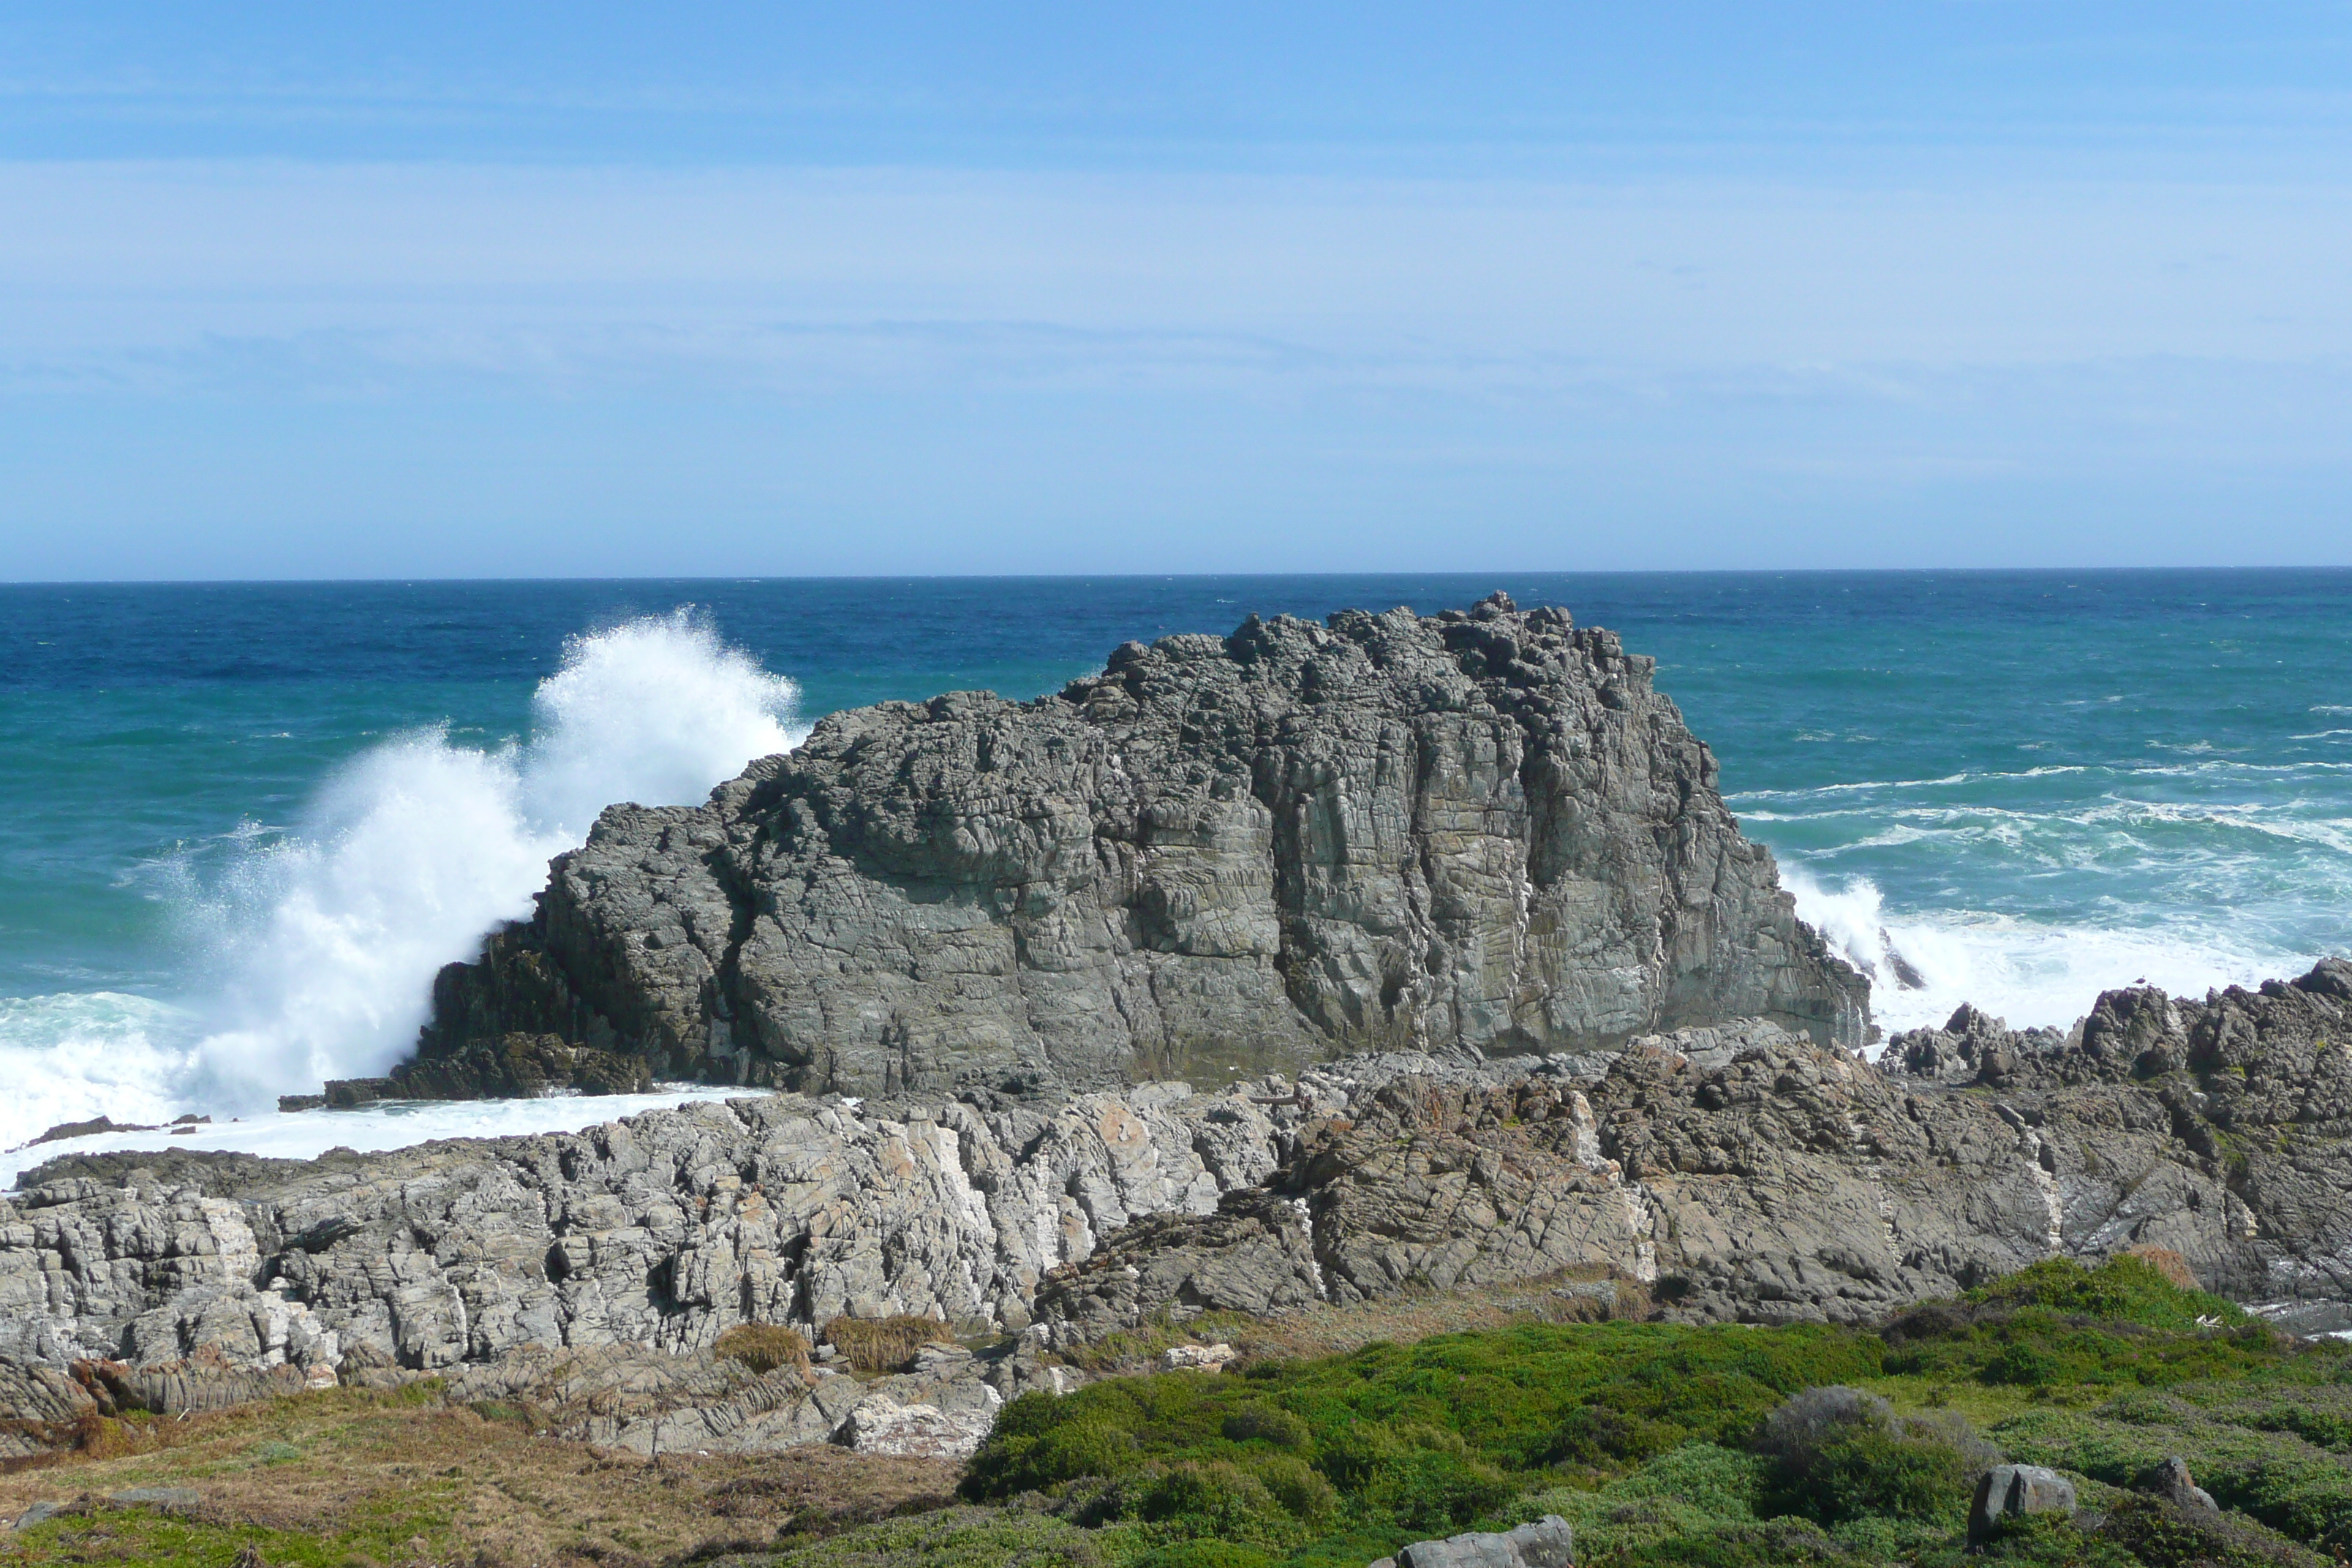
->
xmin=2143 ymin=1455 xmax=2218 ymax=1512
xmin=1971 ymin=1464 xmax=2078 ymax=1542
xmin=11 ymin=1501 xmax=68 ymax=1531
xmin=1385 ymin=1514 xmax=1574 ymax=1568
xmin=837 ymin=1390 xmax=1000 ymax=1459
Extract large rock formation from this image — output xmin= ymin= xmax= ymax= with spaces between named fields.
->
xmin=411 ymin=594 xmax=1868 ymax=1098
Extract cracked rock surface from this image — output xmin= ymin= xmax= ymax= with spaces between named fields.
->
xmin=414 ymin=594 xmax=1869 ymax=1098
xmin=8 ymin=962 xmax=2352 ymax=1456
xmin=1041 ymin=961 xmax=2352 ymax=1334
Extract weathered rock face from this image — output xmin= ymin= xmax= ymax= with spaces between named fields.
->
xmin=1872 ymin=958 xmax=2352 ymax=1320
xmin=1042 ymin=960 xmax=2352 ymax=1333
xmin=415 ymin=593 xmax=1869 ymax=1098
xmin=10 ymin=962 xmax=2352 ymax=1458
xmin=0 ymin=1083 xmax=1286 ymax=1376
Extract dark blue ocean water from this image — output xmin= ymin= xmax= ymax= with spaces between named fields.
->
xmin=3 ymin=571 xmax=2349 ymax=1147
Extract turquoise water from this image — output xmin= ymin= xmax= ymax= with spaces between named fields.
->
xmin=2 ymin=572 xmax=2348 ymax=1147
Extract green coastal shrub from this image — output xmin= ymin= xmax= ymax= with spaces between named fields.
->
xmin=1136 ymin=1461 xmax=1306 ymax=1547
xmin=1130 ymin=1544 xmax=1281 ymax=1568
xmin=1224 ymin=1402 xmax=1312 ymax=1448
xmin=1972 ymin=1256 xmax=2250 ymax=1333
xmin=1312 ymin=1420 xmax=1515 ymax=1537
xmin=1548 ymin=1403 xmax=1683 ymax=1468
xmin=1750 ymin=1386 xmax=1989 ymax=1529
xmin=938 ymin=1255 xmax=2352 ymax=1568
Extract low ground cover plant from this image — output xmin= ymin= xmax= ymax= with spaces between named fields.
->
xmin=11 ymin=1255 xmax=2352 ymax=1568
xmin=930 ymin=1256 xmax=2352 ymax=1568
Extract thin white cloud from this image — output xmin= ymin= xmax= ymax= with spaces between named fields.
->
xmin=6 ymin=161 xmax=2352 ymax=377
xmin=5 ymin=159 xmax=2351 ymax=576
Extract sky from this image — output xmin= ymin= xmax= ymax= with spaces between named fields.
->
xmin=4 ymin=3 xmax=2351 ymax=578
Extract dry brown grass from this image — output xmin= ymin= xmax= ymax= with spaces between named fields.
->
xmin=0 ymin=1273 xmax=1651 ymax=1563
xmin=819 ymin=1314 xmax=954 ymax=1373
xmin=1216 ymin=1266 xmax=1648 ymax=1364
xmin=712 ymin=1322 xmax=811 ymax=1378
xmin=0 ymin=1382 xmax=957 ymax=1567
xmin=1037 ymin=1267 xmax=1650 ymax=1375
xmin=2123 ymin=1243 xmax=2204 ymax=1291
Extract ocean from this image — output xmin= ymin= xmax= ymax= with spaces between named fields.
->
xmin=3 ymin=571 xmax=2348 ymax=1166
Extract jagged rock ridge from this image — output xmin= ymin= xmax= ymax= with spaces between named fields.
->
xmin=413 ymin=593 xmax=1869 ymax=1097
xmin=7 ymin=962 xmax=2352 ymax=1458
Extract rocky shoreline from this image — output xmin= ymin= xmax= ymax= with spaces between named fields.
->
xmin=8 ymin=960 xmax=2352 ymax=1464
xmin=10 ymin=596 xmax=2351 ymax=1477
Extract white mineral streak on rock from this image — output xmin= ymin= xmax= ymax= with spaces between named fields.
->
xmin=1997 ymin=1103 xmax=2066 ymax=1254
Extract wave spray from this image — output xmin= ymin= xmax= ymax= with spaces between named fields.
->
xmin=1783 ymin=866 xmax=2287 ymax=1041
xmin=0 ymin=612 xmax=799 ymax=1148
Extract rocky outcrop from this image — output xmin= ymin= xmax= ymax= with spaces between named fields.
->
xmin=0 ymin=1083 xmax=1286 ymax=1376
xmin=1376 ymin=1515 xmax=1575 ymax=1568
xmin=410 ymin=594 xmax=1868 ymax=1098
xmin=309 ymin=1032 xmax=654 ymax=1109
xmin=1041 ymin=960 xmax=2352 ymax=1334
xmin=1970 ymin=1466 xmax=2078 ymax=1543
xmin=10 ymin=962 xmax=2352 ymax=1458
xmin=1872 ymin=958 xmax=2352 ymax=1322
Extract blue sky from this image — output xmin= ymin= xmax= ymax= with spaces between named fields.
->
xmin=4 ymin=3 xmax=2351 ymax=577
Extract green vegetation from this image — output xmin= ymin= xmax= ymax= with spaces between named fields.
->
xmin=917 ymin=1256 xmax=2347 ymax=1568
xmin=11 ymin=1255 xmax=2352 ymax=1568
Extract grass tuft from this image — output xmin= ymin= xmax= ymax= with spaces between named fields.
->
xmin=715 ymin=1321 xmax=813 ymax=1377
xmin=823 ymin=1314 xmax=956 ymax=1373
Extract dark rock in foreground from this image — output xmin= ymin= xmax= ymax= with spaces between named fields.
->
xmin=411 ymin=594 xmax=1869 ymax=1098
xmin=315 ymin=1031 xmax=654 ymax=1107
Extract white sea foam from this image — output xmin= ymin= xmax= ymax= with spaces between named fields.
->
xmin=0 ymin=1087 xmax=768 ymax=1190
xmin=0 ymin=611 xmax=802 ymax=1153
xmin=1783 ymin=867 xmax=2304 ymax=1039
xmin=0 ymin=993 xmax=192 ymax=1140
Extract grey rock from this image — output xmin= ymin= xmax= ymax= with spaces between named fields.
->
xmin=1033 ymin=1186 xmax=1327 ymax=1341
xmin=12 ymin=1501 xmax=69 ymax=1531
xmin=838 ymin=1388 xmax=1000 ymax=1458
xmin=412 ymin=596 xmax=1868 ymax=1098
xmin=105 ymin=1487 xmax=203 ymax=1512
xmin=1971 ymin=1465 xmax=2078 ymax=1542
xmin=1049 ymin=961 xmax=2352 ymax=1334
xmin=2143 ymin=1455 xmax=2218 ymax=1512
xmin=0 ymin=1358 xmax=102 ymax=1461
xmin=373 ymin=1032 xmax=654 ymax=1101
xmin=1395 ymin=1515 xmax=1573 ymax=1568
xmin=9 ymin=960 xmax=2352 ymax=1460
xmin=0 ymin=1084 xmax=1286 ymax=1381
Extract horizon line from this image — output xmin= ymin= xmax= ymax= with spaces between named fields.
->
xmin=9 ymin=563 xmax=2352 ymax=589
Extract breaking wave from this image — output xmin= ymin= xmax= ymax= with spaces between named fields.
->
xmin=0 ymin=611 xmax=802 ymax=1151
xmin=1784 ymin=867 xmax=2315 ymax=1040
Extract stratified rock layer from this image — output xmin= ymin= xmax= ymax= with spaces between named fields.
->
xmin=416 ymin=594 xmax=1869 ymax=1097
xmin=10 ymin=962 xmax=2351 ymax=1461
xmin=4 ymin=962 xmax=2348 ymax=1390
